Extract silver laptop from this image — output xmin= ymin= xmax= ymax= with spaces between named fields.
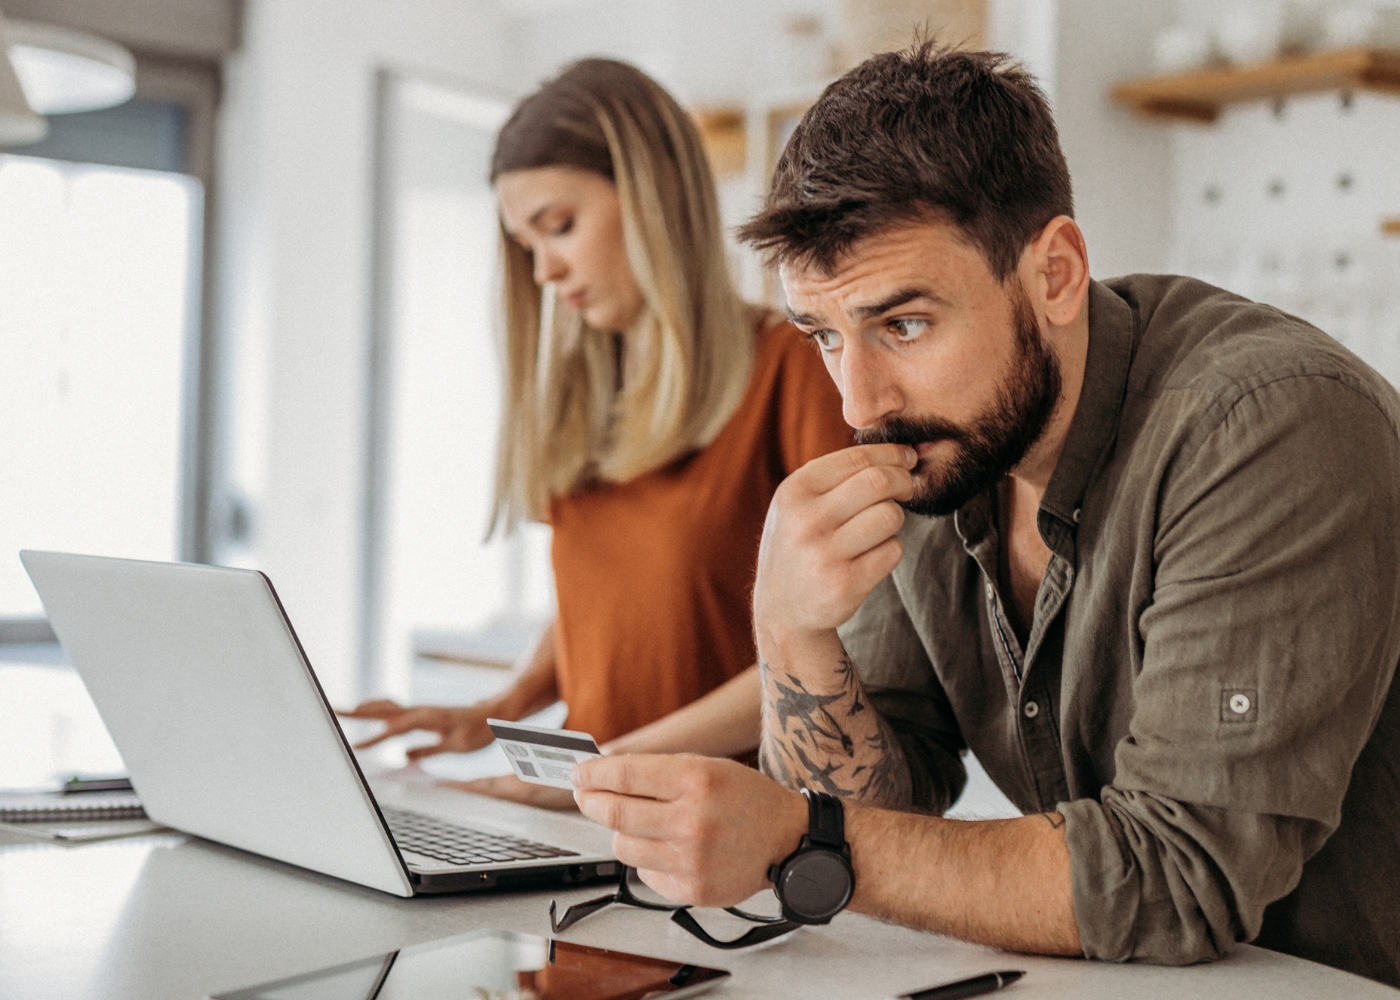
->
xmin=20 ymin=550 xmax=616 ymax=897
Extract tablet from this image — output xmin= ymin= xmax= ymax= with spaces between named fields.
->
xmin=210 ymin=928 xmax=730 ymax=1000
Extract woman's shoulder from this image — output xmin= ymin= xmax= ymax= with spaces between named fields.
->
xmin=740 ymin=306 xmax=850 ymax=467
xmin=750 ymin=308 xmax=823 ymax=379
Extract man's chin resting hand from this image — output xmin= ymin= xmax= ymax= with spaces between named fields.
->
xmin=571 ymin=752 xmax=1082 ymax=957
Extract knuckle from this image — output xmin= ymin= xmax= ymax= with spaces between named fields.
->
xmin=689 ymin=762 xmax=721 ymax=798
xmin=879 ymin=501 xmax=905 ymax=533
xmin=610 ymin=832 xmax=633 ymax=864
xmin=881 ymin=465 xmax=911 ymax=496
xmin=674 ymin=848 xmax=708 ymax=883
xmin=615 ymin=757 xmax=638 ymax=794
xmin=678 ymin=808 xmax=716 ymax=845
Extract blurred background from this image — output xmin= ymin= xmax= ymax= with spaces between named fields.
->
xmin=2 ymin=0 xmax=1398 ymax=808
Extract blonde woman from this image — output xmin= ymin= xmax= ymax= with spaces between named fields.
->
xmin=344 ymin=59 xmax=849 ymax=806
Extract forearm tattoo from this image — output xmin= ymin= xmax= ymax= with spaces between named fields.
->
xmin=759 ymin=647 xmax=913 ymax=809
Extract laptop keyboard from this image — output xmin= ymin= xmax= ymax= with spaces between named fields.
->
xmin=382 ymin=807 xmax=579 ymax=867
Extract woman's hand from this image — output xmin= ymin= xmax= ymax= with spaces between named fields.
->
xmin=440 ymin=774 xmax=580 ymax=811
xmin=338 ymin=700 xmax=497 ymax=760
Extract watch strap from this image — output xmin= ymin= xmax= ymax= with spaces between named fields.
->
xmin=801 ymin=788 xmax=846 ymax=850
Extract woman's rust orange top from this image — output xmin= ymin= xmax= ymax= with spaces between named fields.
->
xmin=549 ymin=319 xmax=852 ymax=743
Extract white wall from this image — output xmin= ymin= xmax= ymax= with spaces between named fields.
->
xmin=1052 ymin=0 xmax=1175 ymax=279
xmin=214 ymin=0 xmax=518 ymax=706
xmin=508 ymin=0 xmax=836 ymax=104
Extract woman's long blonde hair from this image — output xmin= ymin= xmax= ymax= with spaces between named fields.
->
xmin=489 ymin=59 xmax=754 ymax=531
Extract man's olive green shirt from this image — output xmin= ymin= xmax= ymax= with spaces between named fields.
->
xmin=839 ymin=275 xmax=1400 ymax=985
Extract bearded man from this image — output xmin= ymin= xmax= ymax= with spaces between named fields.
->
xmin=571 ymin=42 xmax=1400 ymax=986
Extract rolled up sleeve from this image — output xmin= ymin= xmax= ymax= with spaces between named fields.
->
xmin=1063 ymin=793 xmax=1328 ymax=963
xmin=1064 ymin=374 xmax=1400 ymax=964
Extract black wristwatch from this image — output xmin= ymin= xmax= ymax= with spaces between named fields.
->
xmin=768 ymin=789 xmax=855 ymax=924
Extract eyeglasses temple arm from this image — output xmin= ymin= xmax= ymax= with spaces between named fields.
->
xmin=549 ymin=891 xmax=617 ymax=933
xmin=669 ymin=908 xmax=802 ymax=949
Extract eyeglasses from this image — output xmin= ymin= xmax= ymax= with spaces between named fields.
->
xmin=550 ymin=866 xmax=801 ymax=949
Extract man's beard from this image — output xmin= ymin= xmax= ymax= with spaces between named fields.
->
xmin=854 ymin=287 xmax=1063 ymax=518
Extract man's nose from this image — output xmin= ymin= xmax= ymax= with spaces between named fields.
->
xmin=840 ymin=343 xmax=902 ymax=430
xmin=533 ymin=247 xmax=567 ymax=286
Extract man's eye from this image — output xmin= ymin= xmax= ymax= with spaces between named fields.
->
xmin=889 ymin=318 xmax=927 ymax=341
xmin=808 ymin=329 xmax=842 ymax=351
xmin=551 ymin=218 xmax=574 ymax=237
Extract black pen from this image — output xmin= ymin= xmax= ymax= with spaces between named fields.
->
xmin=887 ymin=970 xmax=1024 ymax=1000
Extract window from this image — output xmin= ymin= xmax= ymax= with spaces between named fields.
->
xmin=0 ymin=92 xmax=206 ymax=790
xmin=0 ymin=153 xmax=200 ymax=618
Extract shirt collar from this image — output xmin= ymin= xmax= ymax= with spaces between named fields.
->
xmin=1036 ymin=280 xmax=1137 ymax=551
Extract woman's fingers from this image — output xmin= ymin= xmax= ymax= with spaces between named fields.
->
xmin=403 ymin=740 xmax=447 ymax=760
xmin=442 ymin=775 xmax=580 ymax=811
xmin=337 ymin=699 xmax=404 ymax=719
xmin=352 ymin=707 xmax=447 ymax=750
xmin=344 ymin=702 xmax=497 ymax=756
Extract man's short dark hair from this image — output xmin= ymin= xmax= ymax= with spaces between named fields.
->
xmin=738 ymin=42 xmax=1073 ymax=281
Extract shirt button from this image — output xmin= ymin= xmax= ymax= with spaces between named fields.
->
xmin=1023 ymin=701 xmax=1040 ymax=719
xmin=1229 ymin=693 xmax=1252 ymax=715
xmin=1072 ymin=508 xmax=1082 ymax=524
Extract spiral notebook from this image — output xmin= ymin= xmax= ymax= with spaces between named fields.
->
xmin=0 ymin=790 xmax=161 ymax=842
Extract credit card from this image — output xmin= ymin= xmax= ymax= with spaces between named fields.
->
xmin=487 ymin=719 xmax=602 ymax=788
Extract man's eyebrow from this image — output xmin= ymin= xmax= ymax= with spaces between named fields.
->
xmin=786 ymin=309 xmax=822 ymax=328
xmin=851 ymin=287 xmax=942 ymax=321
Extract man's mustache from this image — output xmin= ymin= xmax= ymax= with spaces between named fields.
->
xmin=855 ymin=416 xmax=967 ymax=449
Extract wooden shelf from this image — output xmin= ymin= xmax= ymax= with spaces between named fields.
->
xmin=1113 ymin=47 xmax=1400 ymax=123
xmin=693 ymin=106 xmax=746 ymax=177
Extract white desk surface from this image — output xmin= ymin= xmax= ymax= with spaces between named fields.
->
xmin=2 ymin=787 xmax=1395 ymax=1000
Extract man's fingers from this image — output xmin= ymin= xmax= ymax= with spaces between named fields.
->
xmin=572 ymin=753 xmax=696 ymax=801
xmin=829 ymin=498 xmax=906 ymax=559
xmin=575 ymin=789 xmax=677 ymax=839
xmin=815 ymin=461 xmax=913 ymax=530
xmin=793 ymin=444 xmax=917 ymax=496
xmin=848 ymin=535 xmax=905 ymax=589
xmin=610 ymin=835 xmax=683 ymax=880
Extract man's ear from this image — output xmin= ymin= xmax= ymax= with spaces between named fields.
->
xmin=1028 ymin=216 xmax=1089 ymax=329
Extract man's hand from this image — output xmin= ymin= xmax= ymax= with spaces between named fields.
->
xmin=574 ymin=755 xmax=1081 ymax=956
xmin=337 ymin=700 xmax=496 ymax=760
xmin=572 ymin=754 xmax=807 ymax=908
xmin=750 ymin=444 xmax=918 ymax=807
xmin=754 ymin=444 xmax=916 ymax=647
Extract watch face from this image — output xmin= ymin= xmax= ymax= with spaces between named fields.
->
xmin=780 ymin=849 xmax=854 ymax=922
